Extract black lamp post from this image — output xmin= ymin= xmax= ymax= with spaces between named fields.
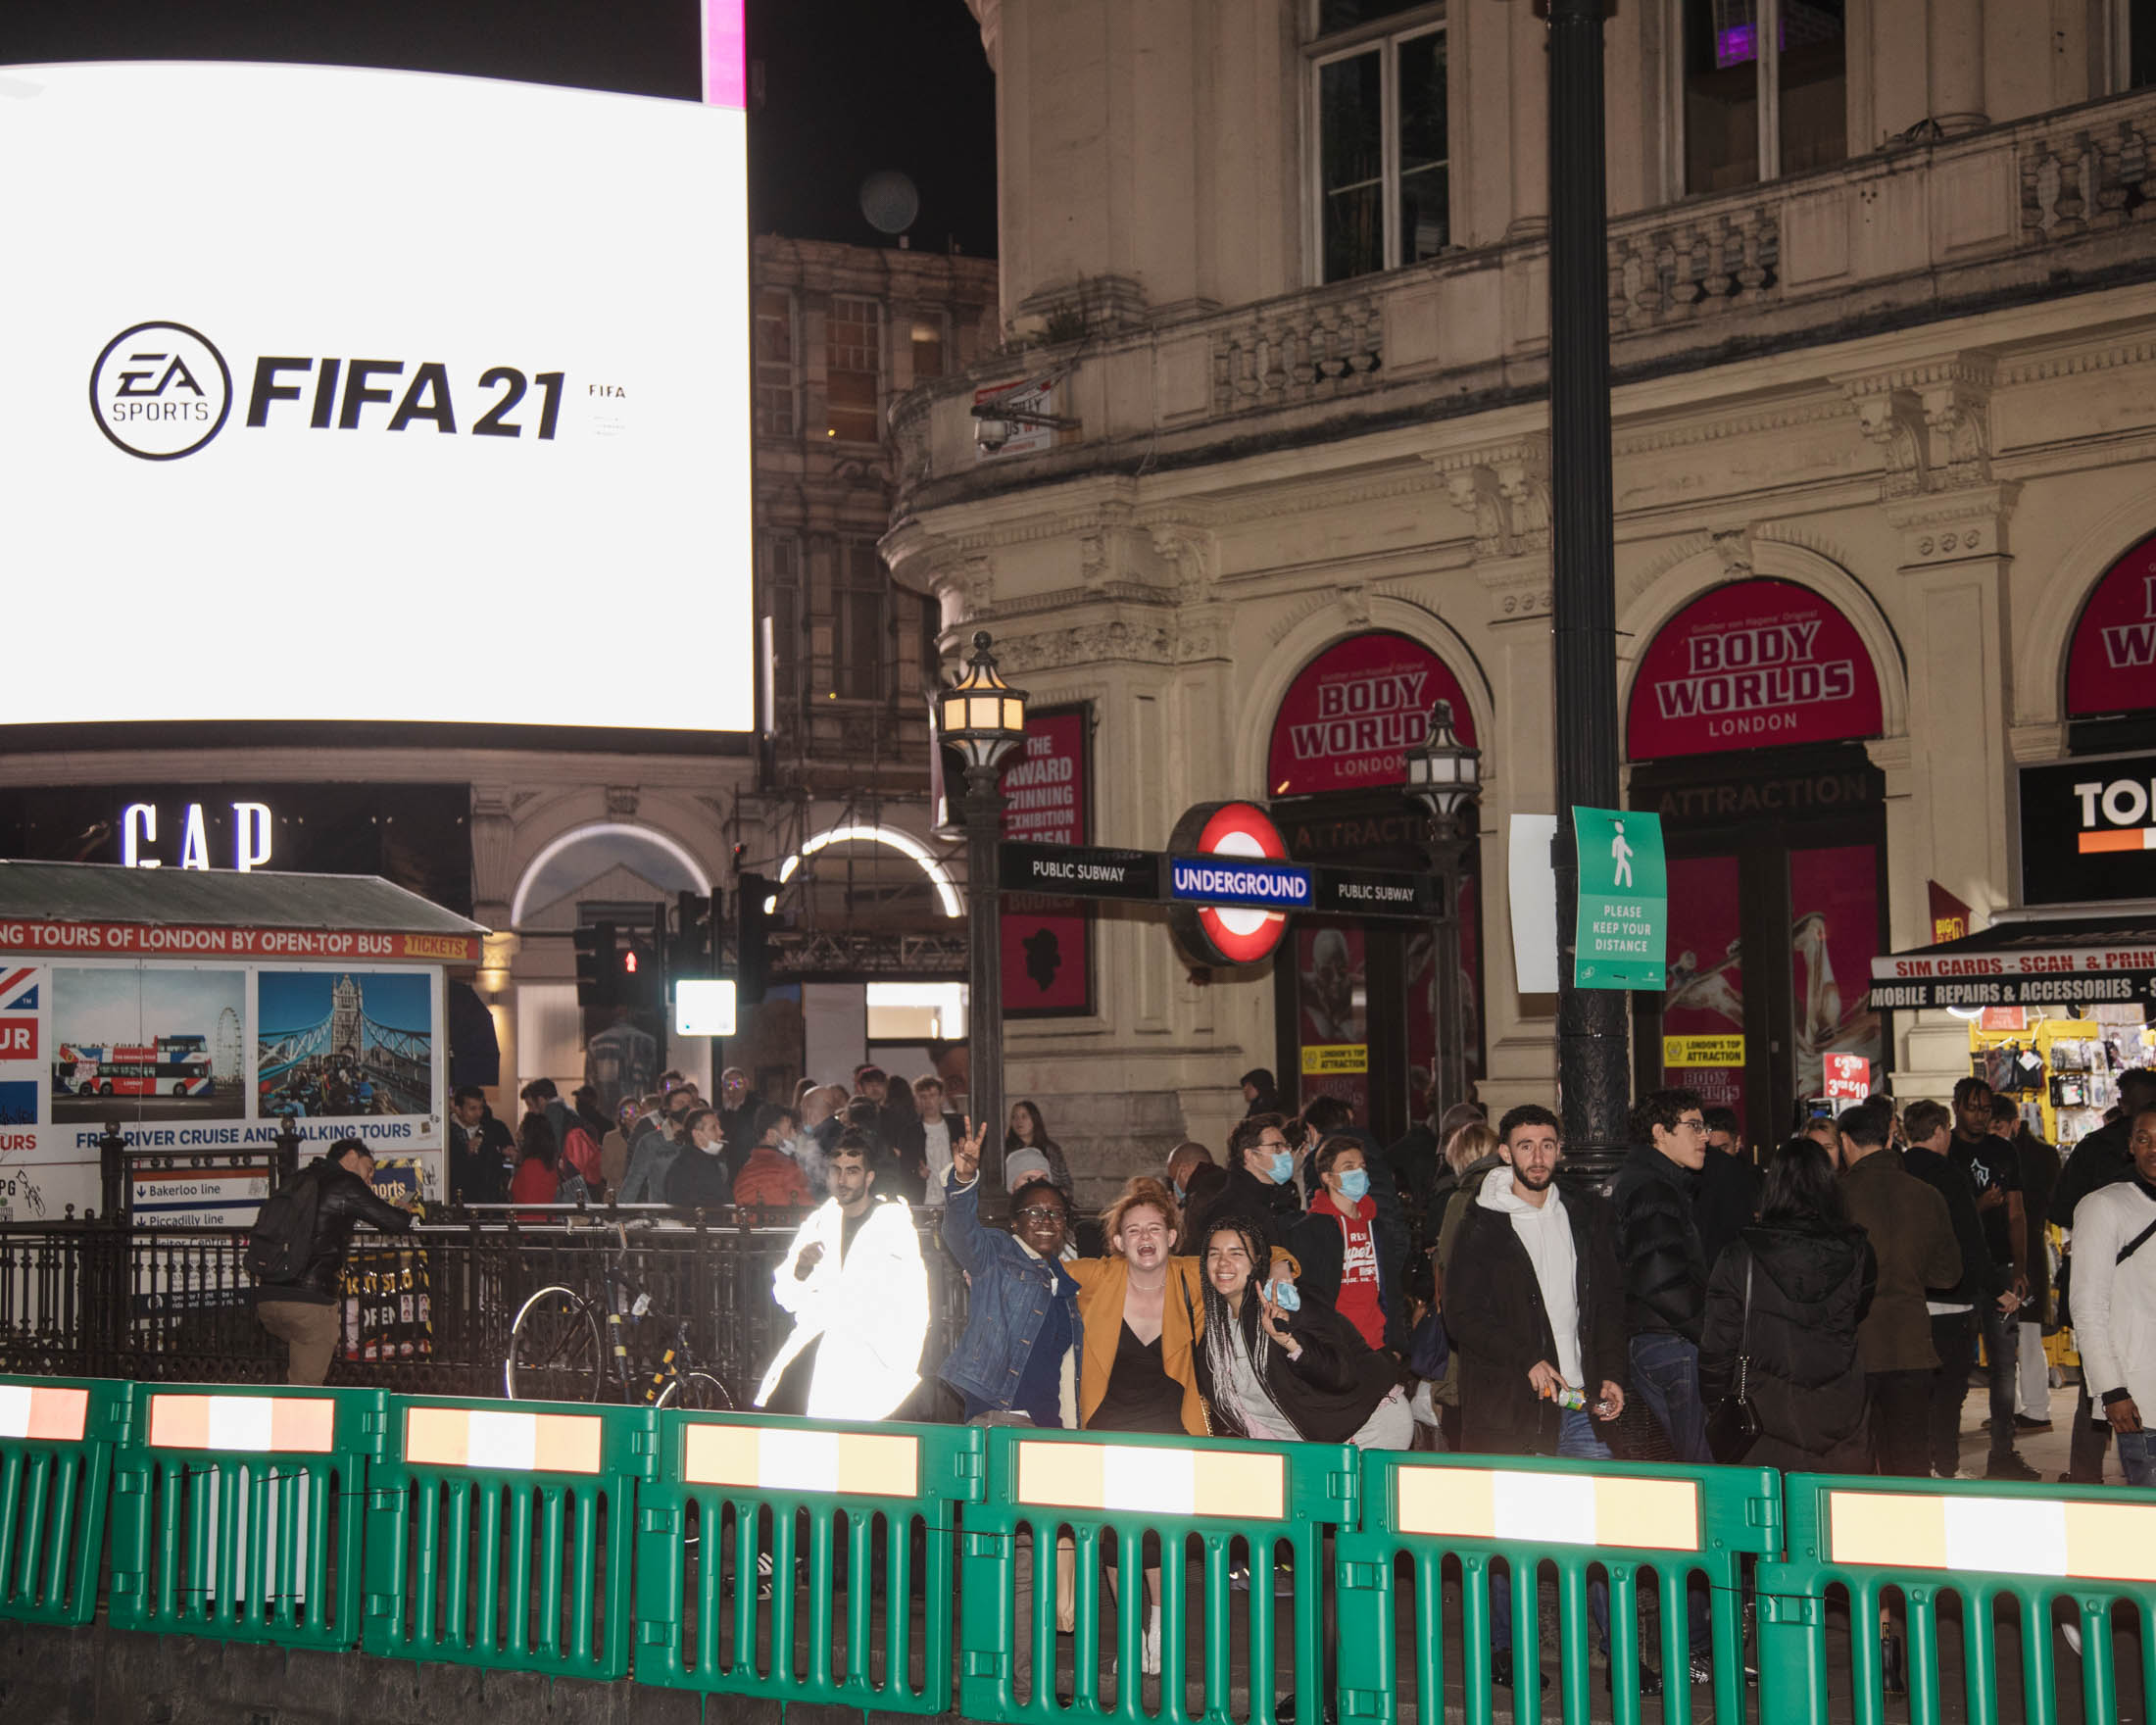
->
xmin=935 ymin=630 xmax=1028 ymax=1197
xmin=1545 ymin=0 xmax=1631 ymax=1181
xmin=1403 ymin=700 xmax=1482 ymax=1126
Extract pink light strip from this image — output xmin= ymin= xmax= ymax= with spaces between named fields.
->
xmin=705 ymin=0 xmax=747 ymax=108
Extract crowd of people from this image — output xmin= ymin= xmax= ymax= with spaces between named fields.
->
xmin=431 ymin=1054 xmax=2156 ymax=1505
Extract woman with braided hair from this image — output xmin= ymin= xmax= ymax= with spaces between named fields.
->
xmin=1192 ymin=1213 xmax=1410 ymax=1450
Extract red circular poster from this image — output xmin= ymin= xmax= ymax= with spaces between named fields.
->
xmin=1625 ymin=579 xmax=1884 ymax=762
xmin=1266 ymin=633 xmax=1477 ymax=799
xmin=2067 ymin=531 xmax=2156 ymax=717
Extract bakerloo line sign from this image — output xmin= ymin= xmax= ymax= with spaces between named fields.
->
xmin=997 ymin=800 xmax=1443 ymax=968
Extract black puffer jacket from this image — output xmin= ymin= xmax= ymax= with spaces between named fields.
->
xmin=1183 ymin=1162 xmax=1300 ymax=1254
xmin=270 ymin=1158 xmax=415 ymax=1305
xmin=1698 ymin=1219 xmax=1877 ymax=1471
xmin=1610 ymin=1145 xmax=1709 ymax=1342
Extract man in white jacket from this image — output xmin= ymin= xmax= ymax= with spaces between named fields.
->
xmin=2068 ymin=1103 xmax=2156 ymax=1488
xmin=755 ymin=1129 xmax=928 ymax=1420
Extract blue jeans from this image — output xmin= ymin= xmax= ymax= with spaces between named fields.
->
xmin=1630 ymin=1332 xmax=1710 ymax=1464
xmin=1491 ymin=1410 xmax=1613 ymax=1656
xmin=2119 ymin=1428 xmax=2156 ymax=1488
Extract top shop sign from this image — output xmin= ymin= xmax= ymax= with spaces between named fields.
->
xmin=0 ymin=59 xmax=754 ymax=734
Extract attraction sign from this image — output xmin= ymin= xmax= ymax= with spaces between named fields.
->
xmin=1626 ymin=579 xmax=1884 ymax=761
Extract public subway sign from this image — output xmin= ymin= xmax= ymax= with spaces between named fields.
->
xmin=2020 ymin=750 xmax=2156 ymax=906
xmin=1267 ymin=633 xmax=1478 ymax=798
xmin=2067 ymin=530 xmax=2156 ymax=717
xmin=1625 ymin=579 xmax=1884 ymax=761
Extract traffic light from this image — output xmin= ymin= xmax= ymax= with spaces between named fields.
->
xmin=737 ymin=872 xmax=770 ymax=1006
xmin=572 ymin=919 xmax=616 ymax=1010
xmin=618 ymin=930 xmax=662 ymax=1015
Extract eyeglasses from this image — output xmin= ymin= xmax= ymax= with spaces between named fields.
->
xmin=1676 ymin=1117 xmax=1708 ymax=1134
xmin=1014 ymin=1206 xmax=1063 ymax=1222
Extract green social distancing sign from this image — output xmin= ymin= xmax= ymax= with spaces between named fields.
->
xmin=1572 ymin=807 xmax=1667 ymax=990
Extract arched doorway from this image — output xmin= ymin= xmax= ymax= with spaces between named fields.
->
xmin=1625 ymin=576 xmax=1890 ymax=1148
xmin=1264 ymin=630 xmax=1485 ymax=1142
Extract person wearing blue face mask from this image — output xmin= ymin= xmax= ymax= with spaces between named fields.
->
xmin=1291 ymin=1136 xmax=1404 ymax=1355
xmin=1181 ymin=1114 xmax=1304 ymax=1254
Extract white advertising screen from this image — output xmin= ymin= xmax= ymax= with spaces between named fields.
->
xmin=0 ymin=60 xmax=754 ymax=731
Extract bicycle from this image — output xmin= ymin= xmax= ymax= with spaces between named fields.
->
xmin=504 ymin=1222 xmax=734 ymax=1409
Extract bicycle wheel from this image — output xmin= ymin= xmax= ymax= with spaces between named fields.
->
xmin=506 ymin=1286 xmax=604 ymax=1402
xmin=656 ymin=1370 xmax=734 ymax=1411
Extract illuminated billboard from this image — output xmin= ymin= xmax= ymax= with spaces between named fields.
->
xmin=0 ymin=56 xmax=753 ymax=732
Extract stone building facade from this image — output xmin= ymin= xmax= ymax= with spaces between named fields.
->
xmin=885 ymin=0 xmax=2156 ymax=1189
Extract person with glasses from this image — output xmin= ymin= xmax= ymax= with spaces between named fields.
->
xmin=1182 ymin=1112 xmax=1305 ymax=1254
xmin=1611 ymin=1087 xmax=1715 ymax=1463
xmin=939 ymin=1123 xmax=1084 ymax=1428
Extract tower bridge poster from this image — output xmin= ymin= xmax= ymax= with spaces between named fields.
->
xmin=0 ymin=956 xmax=446 ymax=1223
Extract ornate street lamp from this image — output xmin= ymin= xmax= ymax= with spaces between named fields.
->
xmin=1403 ymin=700 xmax=1482 ymax=1129
xmin=936 ymin=630 xmax=1028 ymax=1197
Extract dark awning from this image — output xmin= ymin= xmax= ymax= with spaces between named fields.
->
xmin=0 ymin=858 xmax=486 ymax=935
xmin=1869 ymin=910 xmax=2156 ymax=1011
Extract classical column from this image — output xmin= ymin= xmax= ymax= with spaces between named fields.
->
xmin=1928 ymin=0 xmax=1988 ymax=135
xmin=1507 ymin=1 xmax=1548 ymax=240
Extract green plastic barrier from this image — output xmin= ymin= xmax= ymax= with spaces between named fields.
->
xmin=108 ymin=1382 xmax=388 ymax=1649
xmin=633 ymin=1409 xmax=985 ymax=1710
xmin=362 ymin=1395 xmax=658 ymax=1680
xmin=1759 ymin=1470 xmax=2156 ymax=1725
xmin=0 ymin=1374 xmax=131 ymax=1626
xmin=959 ymin=1425 xmax=1358 ymax=1725
xmin=1337 ymin=1448 xmax=1782 ymax=1725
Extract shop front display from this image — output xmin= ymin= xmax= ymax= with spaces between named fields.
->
xmin=1265 ymin=631 xmax=1483 ymax=1141
xmin=1626 ymin=578 xmax=1890 ymax=1150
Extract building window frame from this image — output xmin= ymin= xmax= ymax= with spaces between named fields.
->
xmin=831 ymin=536 xmax=889 ymax=702
xmin=907 ymin=309 xmax=951 ymax=385
xmin=760 ymin=532 xmax=804 ymax=704
xmin=754 ymin=287 xmax=800 ymax=438
xmin=824 ymin=295 xmax=886 ymax=444
xmin=1304 ymin=2 xmax=1450 ymax=286
xmin=2108 ymin=0 xmax=2156 ymax=92
xmin=1666 ymin=0 xmax=1850 ymax=199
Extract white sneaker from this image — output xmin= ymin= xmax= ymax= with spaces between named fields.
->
xmin=1143 ymin=1603 xmax=1161 ymax=1675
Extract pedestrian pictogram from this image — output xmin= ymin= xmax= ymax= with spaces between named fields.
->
xmin=1571 ymin=807 xmax=1667 ymax=990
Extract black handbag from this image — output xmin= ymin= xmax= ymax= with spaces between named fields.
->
xmin=1705 ymin=1256 xmax=1763 ymax=1464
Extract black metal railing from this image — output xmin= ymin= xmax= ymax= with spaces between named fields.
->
xmin=0 ymin=1208 xmax=969 ymax=1416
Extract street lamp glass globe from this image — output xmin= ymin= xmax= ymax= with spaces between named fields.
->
xmin=1404 ymin=699 xmax=1481 ymax=816
xmin=938 ymin=630 xmax=1030 ymax=769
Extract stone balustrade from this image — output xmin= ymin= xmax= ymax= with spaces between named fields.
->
xmin=891 ymin=85 xmax=2156 ymax=507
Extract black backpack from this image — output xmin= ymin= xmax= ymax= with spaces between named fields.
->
xmin=245 ymin=1164 xmax=323 ymax=1286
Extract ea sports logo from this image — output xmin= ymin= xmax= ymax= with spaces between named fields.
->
xmin=1169 ymin=801 xmax=1293 ymax=966
xmin=90 ymin=321 xmax=232 ymax=461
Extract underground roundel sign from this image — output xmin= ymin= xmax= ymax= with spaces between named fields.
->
xmin=1168 ymin=801 xmax=1298 ymax=967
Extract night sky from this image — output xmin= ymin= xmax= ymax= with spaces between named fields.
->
xmin=0 ymin=0 xmax=999 ymax=257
